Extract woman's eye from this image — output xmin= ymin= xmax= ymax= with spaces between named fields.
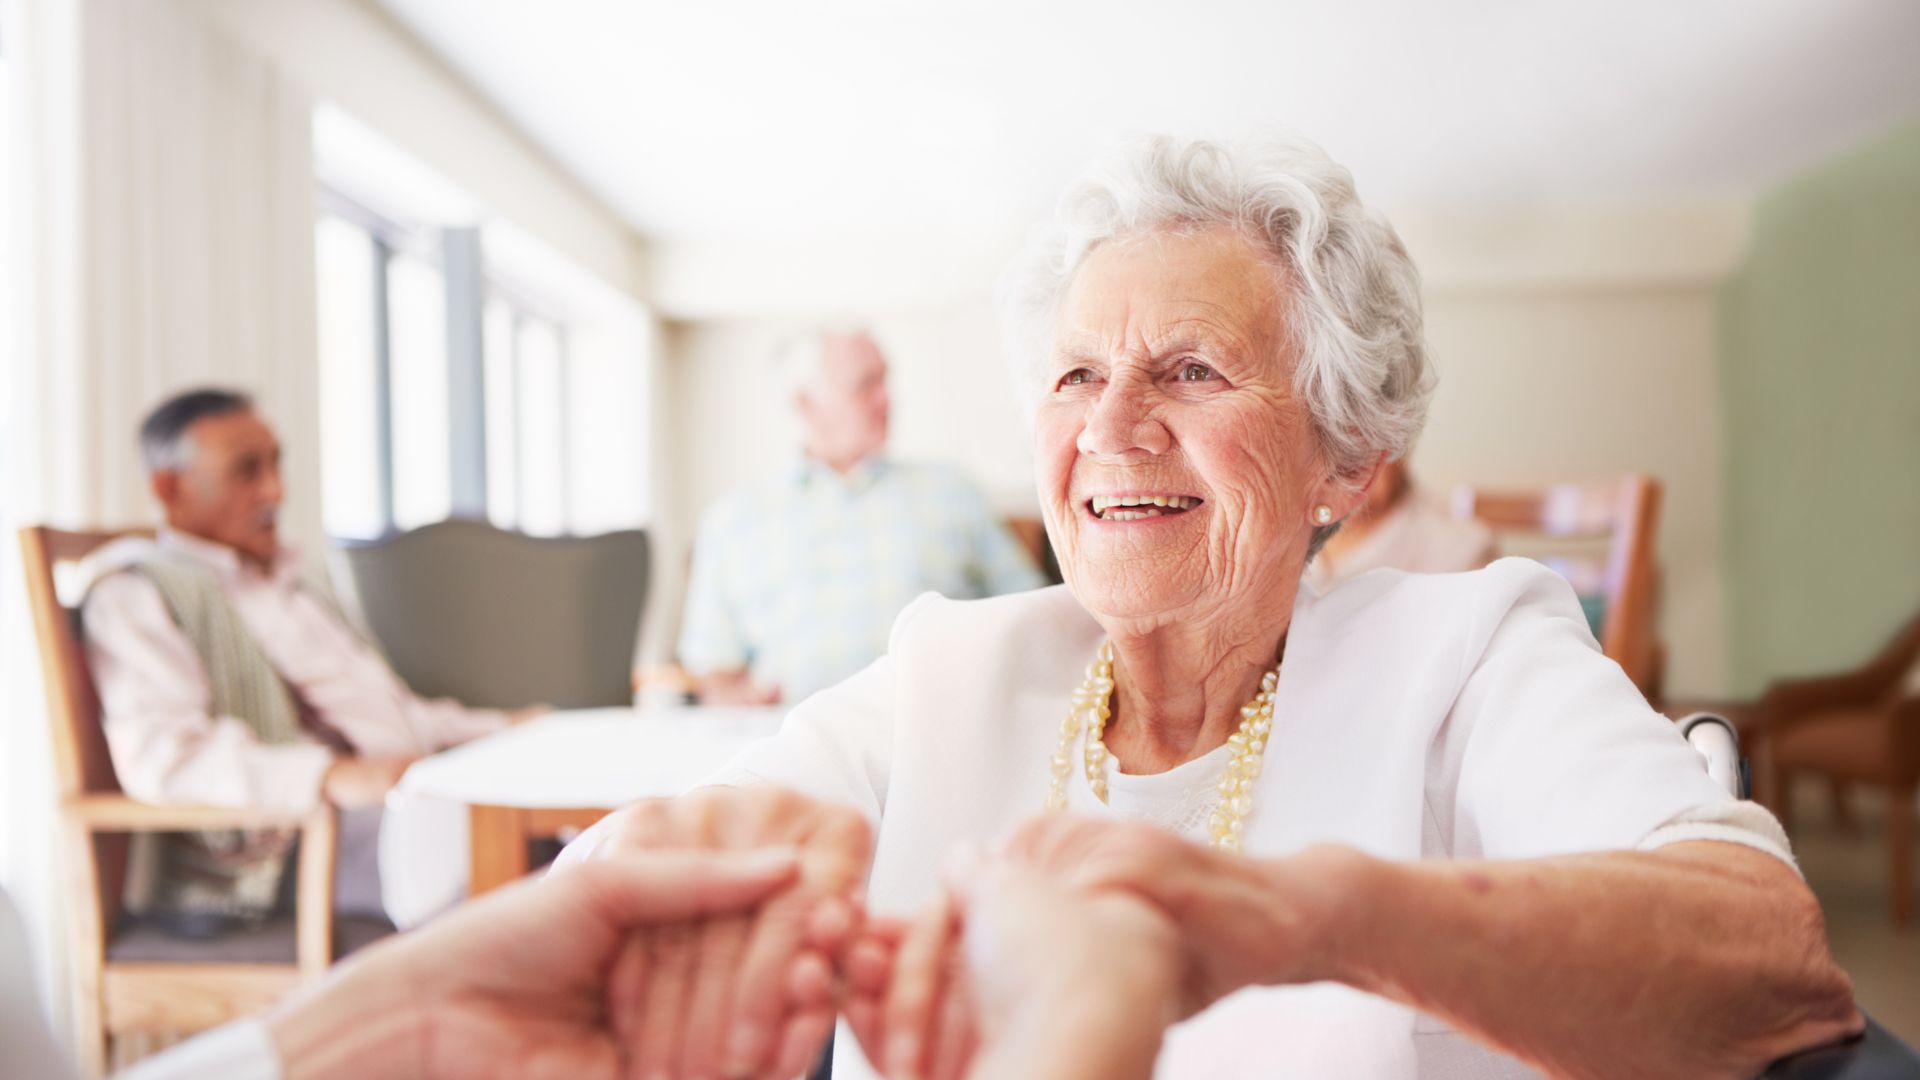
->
xmin=1179 ymin=362 xmax=1216 ymax=382
xmin=1058 ymin=368 xmax=1094 ymax=388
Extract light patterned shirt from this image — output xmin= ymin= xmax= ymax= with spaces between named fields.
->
xmin=678 ymin=458 xmax=1046 ymax=702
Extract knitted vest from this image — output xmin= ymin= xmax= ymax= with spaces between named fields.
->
xmin=110 ymin=555 xmax=306 ymax=924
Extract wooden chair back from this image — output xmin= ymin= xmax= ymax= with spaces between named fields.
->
xmin=1450 ymin=476 xmax=1664 ymax=698
xmin=19 ymin=527 xmax=148 ymax=802
xmin=19 ymin=527 xmax=153 ymax=935
xmin=1002 ymin=516 xmax=1064 ymax=585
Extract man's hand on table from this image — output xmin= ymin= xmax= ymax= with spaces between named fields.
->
xmin=553 ymin=785 xmax=874 ymax=1078
xmin=321 ymin=755 xmax=419 ymax=808
xmin=692 ymin=668 xmax=783 ymax=706
xmin=268 ymin=849 xmax=801 ymax=1080
xmin=506 ymin=705 xmax=552 ymax=726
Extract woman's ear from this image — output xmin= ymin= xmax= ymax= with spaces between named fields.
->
xmin=1309 ymin=451 xmax=1389 ymax=526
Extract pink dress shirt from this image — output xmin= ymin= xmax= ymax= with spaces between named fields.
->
xmin=81 ymin=530 xmax=507 ymax=813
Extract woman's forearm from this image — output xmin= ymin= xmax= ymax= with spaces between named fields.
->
xmin=1305 ymin=841 xmax=1859 ymax=1079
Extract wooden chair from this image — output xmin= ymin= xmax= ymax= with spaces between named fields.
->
xmin=1001 ymin=515 xmax=1063 ymax=585
xmin=1762 ymin=607 xmax=1920 ymax=926
xmin=18 ymin=526 xmax=342 ymax=1077
xmin=1451 ymin=476 xmax=1664 ymax=700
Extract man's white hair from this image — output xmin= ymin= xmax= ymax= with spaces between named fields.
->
xmin=996 ymin=134 xmax=1435 ymax=494
xmin=772 ymin=328 xmax=878 ymax=401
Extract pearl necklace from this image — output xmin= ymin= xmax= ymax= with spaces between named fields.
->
xmin=1045 ymin=640 xmax=1281 ymax=851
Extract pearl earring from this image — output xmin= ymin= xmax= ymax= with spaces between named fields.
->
xmin=1312 ymin=505 xmax=1334 ymax=526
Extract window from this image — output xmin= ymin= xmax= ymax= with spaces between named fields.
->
xmin=314 ymin=215 xmax=384 ymax=539
xmin=314 ymin=204 xmax=459 ymax=540
xmin=311 ymin=105 xmax=652 ymax=542
xmin=386 ymin=250 xmax=451 ymax=531
xmin=478 ymin=296 xmax=573 ymax=535
xmin=482 ymin=299 xmax=518 ymax=526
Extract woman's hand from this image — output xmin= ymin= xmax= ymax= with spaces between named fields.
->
xmin=268 ymin=850 xmax=800 ymax=1080
xmin=996 ymin=814 xmax=1360 ymax=1009
xmin=552 ymin=785 xmax=874 ymax=1079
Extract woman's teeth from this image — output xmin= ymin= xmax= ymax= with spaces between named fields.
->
xmin=1090 ymin=495 xmax=1201 ymax=520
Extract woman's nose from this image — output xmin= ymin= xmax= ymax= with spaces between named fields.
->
xmin=1076 ymin=380 xmax=1170 ymax=458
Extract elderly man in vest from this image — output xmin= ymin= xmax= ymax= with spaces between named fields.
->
xmin=81 ymin=389 xmax=533 ymax=936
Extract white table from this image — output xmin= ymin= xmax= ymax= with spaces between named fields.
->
xmin=382 ymin=706 xmax=784 ymax=922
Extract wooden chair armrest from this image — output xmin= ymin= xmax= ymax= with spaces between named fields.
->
xmin=1764 ymin=611 xmax=1920 ymax=727
xmin=295 ymin=802 xmax=338 ymax=974
xmin=1761 ymin=672 xmax=1888 ymax=728
xmin=1892 ymin=696 xmax=1920 ymax=765
xmin=65 ymin=793 xmax=316 ymax=832
xmin=67 ymin=795 xmax=340 ymax=972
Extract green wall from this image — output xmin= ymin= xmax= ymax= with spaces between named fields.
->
xmin=1720 ymin=120 xmax=1920 ymax=695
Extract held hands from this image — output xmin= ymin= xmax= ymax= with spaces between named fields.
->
xmin=847 ymin=815 xmax=1360 ymax=1080
xmin=555 ymin=790 xmax=1346 ymax=1080
xmin=554 ymin=785 xmax=875 ymax=1078
xmin=843 ymin=818 xmax=1194 ymax=1080
xmin=843 ymin=849 xmax=1183 ymax=1080
xmin=268 ymin=849 xmax=802 ymax=1080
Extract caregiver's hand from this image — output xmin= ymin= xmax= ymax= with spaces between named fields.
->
xmin=268 ymin=850 xmax=799 ymax=1080
xmin=959 ymin=855 xmax=1184 ymax=1080
xmin=851 ymin=827 xmax=1187 ymax=1080
xmin=553 ymin=785 xmax=874 ymax=1078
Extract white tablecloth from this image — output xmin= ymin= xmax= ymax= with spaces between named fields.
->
xmin=381 ymin=705 xmax=785 ymax=926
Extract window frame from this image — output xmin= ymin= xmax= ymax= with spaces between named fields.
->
xmin=314 ymin=185 xmax=580 ymax=539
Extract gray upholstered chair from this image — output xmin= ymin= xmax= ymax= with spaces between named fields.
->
xmin=332 ymin=520 xmax=650 ymax=710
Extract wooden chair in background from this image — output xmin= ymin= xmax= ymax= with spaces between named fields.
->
xmin=1001 ymin=515 xmax=1063 ymax=585
xmin=1451 ymin=475 xmax=1665 ymax=701
xmin=19 ymin=526 xmax=343 ymax=1077
xmin=1762 ymin=608 xmax=1920 ymax=927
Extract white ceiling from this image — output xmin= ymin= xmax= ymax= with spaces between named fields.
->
xmin=375 ymin=0 xmax=1920 ymax=241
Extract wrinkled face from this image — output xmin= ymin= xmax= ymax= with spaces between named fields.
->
xmin=798 ymin=333 xmax=891 ymax=465
xmin=1033 ymin=227 xmax=1360 ymax=626
xmin=156 ymin=410 xmax=285 ymax=566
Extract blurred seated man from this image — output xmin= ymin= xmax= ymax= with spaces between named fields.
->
xmin=679 ymin=331 xmax=1045 ymax=704
xmin=1303 ymin=457 xmax=1494 ymax=591
xmin=81 ymin=389 xmax=532 ymax=935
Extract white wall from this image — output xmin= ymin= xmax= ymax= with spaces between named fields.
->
xmin=1417 ymin=285 xmax=1729 ymax=695
xmin=184 ymin=0 xmax=645 ymax=300
xmin=652 ymin=204 xmax=1744 ymax=696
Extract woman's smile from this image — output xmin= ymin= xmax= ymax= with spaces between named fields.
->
xmin=1085 ymin=493 xmax=1206 ymax=522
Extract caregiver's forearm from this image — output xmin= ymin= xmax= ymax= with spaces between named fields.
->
xmin=269 ymin=951 xmax=421 ymax=1080
xmin=1316 ymin=841 xmax=1860 ymax=1080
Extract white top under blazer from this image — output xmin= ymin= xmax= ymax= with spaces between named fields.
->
xmin=712 ymin=558 xmax=1790 ymax=1079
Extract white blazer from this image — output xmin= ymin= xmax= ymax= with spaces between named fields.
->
xmin=715 ymin=558 xmax=1787 ymax=1079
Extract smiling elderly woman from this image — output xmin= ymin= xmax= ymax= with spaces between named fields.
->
xmin=565 ymin=136 xmax=1858 ymax=1080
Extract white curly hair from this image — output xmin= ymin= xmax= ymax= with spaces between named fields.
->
xmin=997 ymin=135 xmax=1436 ymax=551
